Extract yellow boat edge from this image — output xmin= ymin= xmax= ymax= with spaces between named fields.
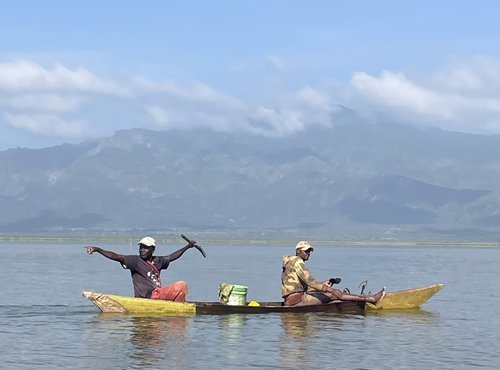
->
xmin=82 ymin=291 xmax=197 ymax=315
xmin=366 ymin=283 xmax=445 ymax=310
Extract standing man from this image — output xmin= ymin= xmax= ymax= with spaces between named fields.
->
xmin=86 ymin=236 xmax=197 ymax=301
xmin=282 ymin=241 xmax=385 ymax=306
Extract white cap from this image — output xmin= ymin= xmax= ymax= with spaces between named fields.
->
xmin=295 ymin=240 xmax=314 ymax=251
xmin=138 ymin=236 xmax=156 ymax=247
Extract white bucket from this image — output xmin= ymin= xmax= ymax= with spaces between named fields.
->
xmin=219 ymin=283 xmax=248 ymax=306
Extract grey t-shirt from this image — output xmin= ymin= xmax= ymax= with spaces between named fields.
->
xmin=121 ymin=255 xmax=170 ymax=298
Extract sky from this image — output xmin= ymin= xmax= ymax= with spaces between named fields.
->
xmin=0 ymin=1 xmax=499 ymax=150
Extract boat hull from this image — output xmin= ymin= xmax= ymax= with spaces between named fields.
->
xmin=195 ymin=300 xmax=365 ymax=315
xmin=82 ymin=291 xmax=365 ymax=315
xmin=83 ymin=283 xmax=444 ymax=315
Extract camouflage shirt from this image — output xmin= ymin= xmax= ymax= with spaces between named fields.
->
xmin=281 ymin=255 xmax=327 ymax=298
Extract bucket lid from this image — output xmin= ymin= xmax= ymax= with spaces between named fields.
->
xmin=231 ymin=285 xmax=248 ymax=292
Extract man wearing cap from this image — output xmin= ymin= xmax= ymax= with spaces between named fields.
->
xmin=86 ymin=236 xmax=195 ymax=301
xmin=281 ymin=241 xmax=385 ymax=306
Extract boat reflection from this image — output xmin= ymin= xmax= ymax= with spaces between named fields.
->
xmin=128 ymin=315 xmax=189 ymax=367
xmin=215 ymin=314 xmax=250 ymax=341
xmin=86 ymin=313 xmax=190 ymax=368
xmin=367 ymin=307 xmax=432 ymax=315
xmin=278 ymin=313 xmax=355 ymax=367
xmin=281 ymin=313 xmax=314 ymax=338
xmin=367 ymin=307 xmax=436 ymax=318
xmin=278 ymin=313 xmax=316 ymax=366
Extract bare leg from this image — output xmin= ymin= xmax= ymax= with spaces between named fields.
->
xmin=151 ymin=281 xmax=189 ymax=302
xmin=325 ymin=287 xmax=385 ymax=304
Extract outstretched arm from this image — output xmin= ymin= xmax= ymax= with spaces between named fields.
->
xmin=167 ymin=243 xmax=195 ymax=262
xmin=85 ymin=246 xmax=125 ymax=264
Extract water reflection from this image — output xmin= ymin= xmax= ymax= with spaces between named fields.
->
xmin=128 ymin=315 xmax=188 ymax=368
xmin=281 ymin=313 xmax=314 ymax=339
xmin=278 ymin=313 xmax=362 ymax=368
xmin=209 ymin=314 xmax=251 ymax=366
xmin=367 ymin=308 xmax=437 ymax=322
xmin=89 ymin=314 xmax=189 ymax=369
xmin=216 ymin=314 xmax=249 ymax=340
xmin=279 ymin=313 xmax=316 ymax=367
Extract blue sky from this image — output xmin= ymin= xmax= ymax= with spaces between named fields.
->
xmin=0 ymin=1 xmax=499 ymax=149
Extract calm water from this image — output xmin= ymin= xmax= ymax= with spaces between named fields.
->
xmin=0 ymin=242 xmax=499 ymax=369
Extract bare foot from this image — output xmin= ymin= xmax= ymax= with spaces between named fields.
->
xmin=372 ymin=287 xmax=386 ymax=304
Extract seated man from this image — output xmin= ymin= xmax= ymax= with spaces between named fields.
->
xmin=281 ymin=241 xmax=385 ymax=306
xmin=86 ymin=236 xmax=196 ymax=301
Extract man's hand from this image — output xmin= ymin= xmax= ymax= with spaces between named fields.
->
xmin=181 ymin=234 xmax=197 ymax=248
xmin=85 ymin=246 xmax=96 ymax=254
xmin=329 ymin=277 xmax=342 ymax=285
xmin=187 ymin=241 xmax=200 ymax=251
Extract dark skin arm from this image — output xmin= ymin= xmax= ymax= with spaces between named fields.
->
xmin=167 ymin=243 xmax=195 ymax=262
xmin=85 ymin=246 xmax=126 ymax=264
xmin=86 ymin=241 xmax=197 ymax=263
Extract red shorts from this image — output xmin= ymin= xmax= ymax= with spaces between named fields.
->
xmin=151 ymin=281 xmax=189 ymax=302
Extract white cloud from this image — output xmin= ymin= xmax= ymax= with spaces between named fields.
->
xmin=0 ymin=60 xmax=129 ymax=95
xmin=139 ymin=79 xmax=251 ymax=132
xmin=2 ymin=112 xmax=87 ymax=138
xmin=133 ymin=78 xmax=244 ymax=109
xmin=0 ymin=60 xmax=128 ymax=139
xmin=246 ymin=87 xmax=340 ymax=135
xmin=431 ymin=56 xmax=500 ymax=96
xmin=141 ymin=84 xmax=340 ymax=135
xmin=138 ymin=56 xmax=499 ymax=136
xmin=1 ymin=56 xmax=499 ymax=143
xmin=350 ymin=71 xmax=453 ymax=119
xmin=144 ymin=100 xmax=249 ymax=132
xmin=145 ymin=105 xmax=170 ymax=125
xmin=295 ymin=87 xmax=330 ymax=109
xmin=252 ymin=106 xmax=303 ymax=135
xmin=347 ymin=57 xmax=500 ymax=134
xmin=2 ymin=93 xmax=84 ymax=112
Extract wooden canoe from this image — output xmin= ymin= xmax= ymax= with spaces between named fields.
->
xmin=81 ymin=291 xmax=365 ymax=315
xmin=82 ymin=284 xmax=443 ymax=315
xmin=366 ymin=283 xmax=444 ymax=310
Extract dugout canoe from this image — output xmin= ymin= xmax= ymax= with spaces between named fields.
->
xmin=365 ymin=283 xmax=444 ymax=310
xmin=82 ymin=283 xmax=443 ymax=315
xmin=82 ymin=291 xmax=365 ymax=315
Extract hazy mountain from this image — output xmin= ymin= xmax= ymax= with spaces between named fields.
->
xmin=0 ymin=121 xmax=498 ymax=241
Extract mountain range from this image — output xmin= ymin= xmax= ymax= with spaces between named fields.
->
xmin=0 ymin=119 xmax=498 ymax=241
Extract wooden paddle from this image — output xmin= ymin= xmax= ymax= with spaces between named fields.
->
xmin=181 ymin=234 xmax=206 ymax=258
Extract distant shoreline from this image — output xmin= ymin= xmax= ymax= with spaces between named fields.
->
xmin=0 ymin=234 xmax=498 ymax=248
